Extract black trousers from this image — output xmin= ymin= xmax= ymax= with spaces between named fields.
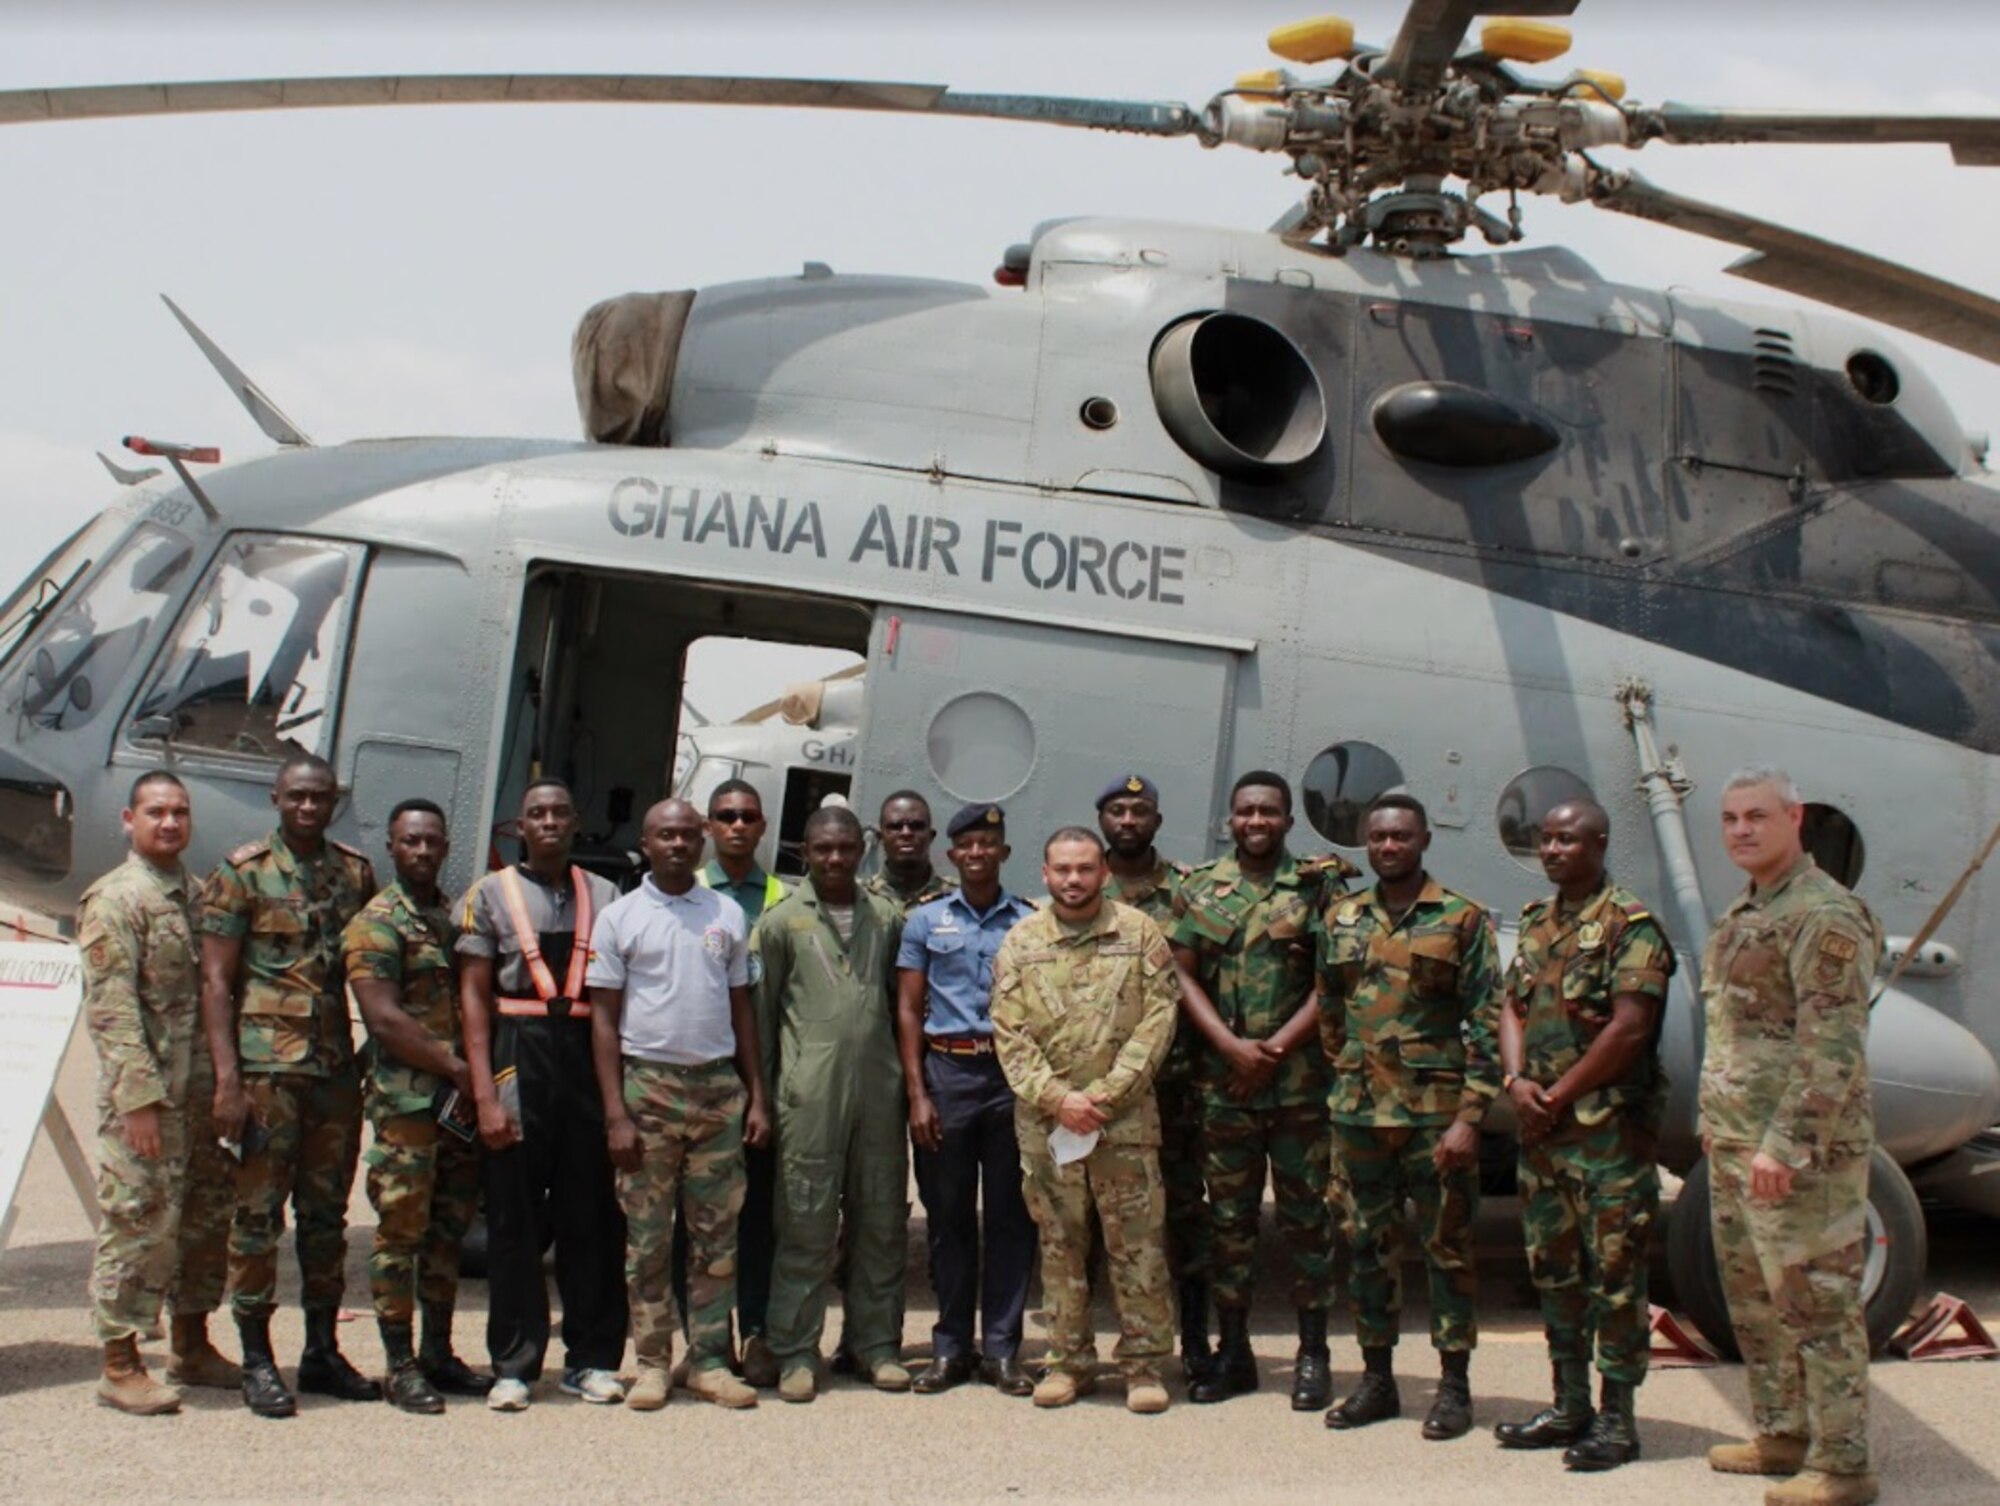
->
xmin=913 ymin=1051 xmax=1034 ymax=1360
xmin=483 ymin=1015 xmax=628 ymax=1380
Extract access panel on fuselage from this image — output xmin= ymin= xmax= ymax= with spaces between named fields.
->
xmin=856 ymin=607 xmax=1239 ymax=889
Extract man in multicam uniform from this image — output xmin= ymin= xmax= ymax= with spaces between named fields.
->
xmin=1097 ymin=773 xmax=1208 ymax=1379
xmin=1316 ymin=792 xmax=1499 ymax=1442
xmin=342 ymin=798 xmax=489 ymax=1414
xmin=1700 ymin=768 xmax=1884 ymax=1506
xmin=1493 ymin=800 xmax=1674 ymax=1471
xmin=1172 ymin=771 xmax=1356 ymax=1411
xmin=81 ymin=770 xmax=238 ymax=1415
xmin=991 ymin=825 xmax=1179 ymax=1415
xmin=201 ymin=753 xmax=379 ymax=1418
xmin=865 ymin=790 xmax=957 ymax=914
xmin=589 ymin=798 xmax=771 ymax=1411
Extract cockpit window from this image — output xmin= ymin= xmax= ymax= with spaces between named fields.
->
xmin=129 ymin=535 xmax=362 ymax=763
xmin=7 ymin=522 xmax=195 ymax=732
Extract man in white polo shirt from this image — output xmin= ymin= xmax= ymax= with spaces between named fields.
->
xmin=588 ymin=799 xmax=772 ymax=1411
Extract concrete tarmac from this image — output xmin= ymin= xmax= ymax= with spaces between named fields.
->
xmin=6 ymin=1030 xmax=1999 ymax=1504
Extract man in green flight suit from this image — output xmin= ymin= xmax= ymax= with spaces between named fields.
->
xmin=1701 ymin=768 xmax=1884 ymax=1506
xmin=1493 ymin=799 xmax=1674 ymax=1471
xmin=1316 ymin=792 xmax=1499 ymax=1441
xmin=343 ymin=798 xmax=490 ymax=1414
xmin=753 ymin=804 xmax=911 ymax=1402
xmin=1098 ymin=773 xmax=1208 ymax=1380
xmin=201 ymin=753 xmax=380 ymax=1419
xmin=1173 ymin=771 xmax=1357 ymax=1410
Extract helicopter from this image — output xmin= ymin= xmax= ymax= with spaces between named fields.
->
xmin=4 ymin=0 xmax=2000 ymax=1360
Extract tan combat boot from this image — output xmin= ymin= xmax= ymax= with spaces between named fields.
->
xmin=626 ymin=1366 xmax=673 ymax=1411
xmin=166 ymin=1314 xmax=242 ymax=1388
xmin=778 ymin=1365 xmax=817 ymax=1404
xmin=97 ymin=1335 xmax=183 ymax=1415
xmin=1710 ymin=1434 xmax=1810 ymax=1476
xmin=686 ymin=1366 xmax=758 ymax=1410
xmin=1126 ymin=1375 xmax=1171 ymax=1415
xmin=1765 ymin=1470 xmax=1880 ymax=1506
xmin=1032 ymin=1368 xmax=1098 ymax=1409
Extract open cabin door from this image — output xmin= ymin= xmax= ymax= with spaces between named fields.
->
xmin=856 ymin=606 xmax=1244 ymax=890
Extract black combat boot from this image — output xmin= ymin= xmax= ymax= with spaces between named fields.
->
xmin=1563 ymin=1378 xmax=1641 ymax=1472
xmin=419 ymin=1300 xmax=492 ymax=1396
xmin=1494 ymin=1360 xmax=1594 ymax=1449
xmin=297 ymin=1307 xmax=382 ymax=1401
xmin=1177 ymin=1278 xmax=1213 ymax=1384
xmin=236 ymin=1313 xmax=297 ymax=1419
xmin=380 ymin=1321 xmax=445 ymax=1415
xmin=1325 ymin=1345 xmax=1400 ymax=1430
xmin=1188 ymin=1306 xmax=1257 ymax=1403
xmin=1421 ymin=1349 xmax=1473 ymax=1440
xmin=1290 ymin=1307 xmax=1333 ymax=1412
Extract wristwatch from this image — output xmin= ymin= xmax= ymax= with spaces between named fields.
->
xmin=1502 ymin=1071 xmax=1519 ymax=1092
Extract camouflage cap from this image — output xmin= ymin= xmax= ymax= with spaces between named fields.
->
xmin=946 ymin=802 xmax=1006 ymax=839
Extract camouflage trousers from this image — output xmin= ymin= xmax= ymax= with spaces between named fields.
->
xmin=1519 ymin=1117 xmax=1658 ymax=1384
xmin=1154 ymin=1050 xmax=1210 ymax=1282
xmin=88 ymin=1063 xmax=233 ymax=1342
xmin=364 ymin=1108 xmax=481 ymax=1324
xmin=616 ymin=1057 xmax=747 ymax=1373
xmin=1020 ymin=1127 xmax=1173 ymax=1381
xmin=1332 ymin=1118 xmax=1479 ymax=1351
xmin=228 ymin=1068 xmax=362 ymax=1318
xmin=1202 ymin=1100 xmax=1332 ymax=1310
xmin=1710 ymin=1139 xmax=1871 ymax=1476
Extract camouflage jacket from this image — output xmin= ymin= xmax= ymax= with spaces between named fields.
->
xmin=991 ymin=901 xmax=1178 ymax=1148
xmin=200 ymin=830 xmax=376 ymax=1076
xmin=863 ymin=867 xmax=957 ymax=917
xmin=79 ymin=854 xmax=203 ymax=1115
xmin=1700 ymin=855 xmax=1882 ymax=1168
xmin=343 ymin=880 xmax=461 ymax=1117
xmin=1314 ymin=875 xmax=1502 ymax=1127
xmin=1103 ymin=852 xmax=1188 ymax=929
xmin=1172 ymin=851 xmax=1358 ymax=1107
xmin=1507 ymin=881 xmax=1675 ymax=1130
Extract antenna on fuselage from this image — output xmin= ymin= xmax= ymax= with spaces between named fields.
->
xmin=95 ymin=451 xmax=161 ymax=486
xmin=159 ymin=294 xmax=314 ymax=448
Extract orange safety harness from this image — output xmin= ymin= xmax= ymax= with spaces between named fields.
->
xmin=493 ymin=865 xmax=596 ymax=1020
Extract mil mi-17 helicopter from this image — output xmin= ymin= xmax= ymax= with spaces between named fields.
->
xmin=5 ymin=0 xmax=2000 ymax=1357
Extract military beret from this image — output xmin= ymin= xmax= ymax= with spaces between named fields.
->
xmin=946 ymin=802 xmax=1006 ymax=839
xmin=1095 ymin=774 xmax=1160 ymax=810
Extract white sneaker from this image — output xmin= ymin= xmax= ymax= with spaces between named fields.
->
xmin=560 ymin=1367 xmax=626 ymax=1404
xmin=487 ymin=1377 xmax=532 ymax=1412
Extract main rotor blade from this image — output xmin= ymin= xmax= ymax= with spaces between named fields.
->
xmin=1593 ymin=171 xmax=2000 ymax=365
xmin=1637 ymin=104 xmax=2000 ymax=165
xmin=0 ymin=73 xmax=1198 ymax=138
xmin=1378 ymin=0 xmax=1580 ymax=94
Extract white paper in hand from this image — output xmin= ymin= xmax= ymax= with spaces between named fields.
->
xmin=1048 ymin=1125 xmax=1100 ymax=1166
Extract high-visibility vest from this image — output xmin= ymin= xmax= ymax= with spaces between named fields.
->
xmin=493 ymin=865 xmax=596 ymax=1019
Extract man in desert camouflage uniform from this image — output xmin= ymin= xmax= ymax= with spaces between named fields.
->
xmin=992 ymin=825 xmax=1179 ymax=1414
xmin=1097 ymin=773 xmax=1209 ymax=1380
xmin=1701 ymin=768 xmax=1884 ymax=1506
xmin=201 ymin=753 xmax=379 ymax=1418
xmin=1172 ymin=771 xmax=1356 ymax=1410
xmin=343 ymin=798 xmax=488 ymax=1413
xmin=1316 ymin=792 xmax=1499 ymax=1441
xmin=589 ymin=798 xmax=770 ymax=1411
xmin=865 ymin=790 xmax=957 ymax=914
xmin=1493 ymin=800 xmax=1674 ymax=1471
xmin=82 ymin=770 xmax=239 ymax=1414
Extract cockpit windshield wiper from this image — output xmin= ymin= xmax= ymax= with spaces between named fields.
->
xmin=0 ymin=560 xmax=90 ymax=663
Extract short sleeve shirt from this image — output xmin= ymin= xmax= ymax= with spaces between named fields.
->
xmin=342 ymin=881 xmax=461 ymax=1116
xmin=457 ymin=864 xmax=621 ymax=1001
xmin=897 ymin=889 xmax=1037 ymax=1038
xmin=586 ymin=876 xmax=747 ymax=1065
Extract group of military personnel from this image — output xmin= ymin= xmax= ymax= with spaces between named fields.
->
xmin=78 ymin=751 xmax=1880 ymax=1506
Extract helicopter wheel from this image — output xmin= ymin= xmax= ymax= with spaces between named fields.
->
xmin=1665 ymin=1146 xmax=1927 ymax=1359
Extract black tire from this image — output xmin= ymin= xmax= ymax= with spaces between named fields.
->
xmin=1666 ymin=1147 xmax=1927 ymax=1360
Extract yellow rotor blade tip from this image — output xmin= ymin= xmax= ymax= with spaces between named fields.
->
xmin=1481 ymin=19 xmax=1572 ymax=64
xmin=1269 ymin=16 xmax=1356 ymax=65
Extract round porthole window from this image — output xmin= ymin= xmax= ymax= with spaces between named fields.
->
xmin=1802 ymin=802 xmax=1866 ymax=887
xmin=1497 ymin=766 xmax=1596 ymax=871
xmin=1302 ymin=741 xmax=1405 ymax=848
xmin=926 ymin=691 xmax=1037 ymax=802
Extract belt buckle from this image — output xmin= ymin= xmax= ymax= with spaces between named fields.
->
xmin=548 ymin=995 xmax=573 ymax=1022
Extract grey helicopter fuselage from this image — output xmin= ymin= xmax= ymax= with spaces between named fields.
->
xmin=3 ymin=216 xmax=1997 ymax=1189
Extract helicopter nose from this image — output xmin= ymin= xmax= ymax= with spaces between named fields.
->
xmin=0 ymin=743 xmax=74 ymax=916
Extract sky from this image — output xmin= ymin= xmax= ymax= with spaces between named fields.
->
xmin=4 ymin=0 xmax=1999 ymax=717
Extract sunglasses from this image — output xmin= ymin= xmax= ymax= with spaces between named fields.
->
xmin=882 ymin=819 xmax=931 ymax=833
xmin=710 ymin=809 xmax=762 ymax=826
